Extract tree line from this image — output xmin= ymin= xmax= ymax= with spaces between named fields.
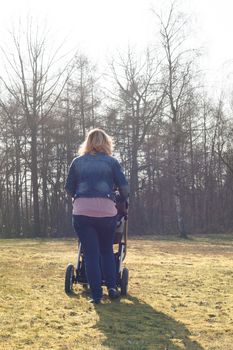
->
xmin=1 ymin=5 xmax=233 ymax=238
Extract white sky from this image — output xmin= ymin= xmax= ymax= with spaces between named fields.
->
xmin=0 ymin=0 xmax=233 ymax=92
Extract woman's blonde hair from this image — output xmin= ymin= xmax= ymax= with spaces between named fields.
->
xmin=78 ymin=128 xmax=113 ymax=156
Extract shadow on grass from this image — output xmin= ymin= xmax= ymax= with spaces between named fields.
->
xmin=93 ymin=295 xmax=205 ymax=350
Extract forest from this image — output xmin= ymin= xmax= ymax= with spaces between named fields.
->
xmin=1 ymin=5 xmax=233 ymax=238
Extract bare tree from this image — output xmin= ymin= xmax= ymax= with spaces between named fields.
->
xmin=109 ymin=48 xmax=166 ymax=229
xmin=0 ymin=21 xmax=73 ymax=235
xmin=157 ymin=3 xmax=199 ymax=237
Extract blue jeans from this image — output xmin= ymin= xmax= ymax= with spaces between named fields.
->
xmin=72 ymin=215 xmax=117 ymax=301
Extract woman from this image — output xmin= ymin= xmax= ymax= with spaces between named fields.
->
xmin=65 ymin=128 xmax=129 ymax=304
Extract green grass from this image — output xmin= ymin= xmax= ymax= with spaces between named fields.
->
xmin=0 ymin=236 xmax=233 ymax=350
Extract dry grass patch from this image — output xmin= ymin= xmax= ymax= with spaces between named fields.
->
xmin=0 ymin=236 xmax=233 ymax=350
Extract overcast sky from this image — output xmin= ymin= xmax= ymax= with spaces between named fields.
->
xmin=1 ymin=0 xmax=233 ymax=92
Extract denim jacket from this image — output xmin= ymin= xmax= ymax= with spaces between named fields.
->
xmin=65 ymin=152 xmax=129 ymax=202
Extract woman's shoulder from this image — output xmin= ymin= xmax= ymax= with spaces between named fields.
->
xmin=103 ymin=154 xmax=120 ymax=165
xmin=73 ymin=154 xmax=89 ymax=161
xmin=70 ymin=155 xmax=87 ymax=166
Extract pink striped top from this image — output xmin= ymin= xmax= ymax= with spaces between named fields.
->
xmin=73 ymin=198 xmax=117 ymax=217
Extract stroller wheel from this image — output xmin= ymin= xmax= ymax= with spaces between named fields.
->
xmin=120 ymin=267 xmax=129 ymax=296
xmin=65 ymin=263 xmax=75 ymax=294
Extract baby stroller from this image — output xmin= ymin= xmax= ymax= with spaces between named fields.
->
xmin=64 ymin=199 xmax=129 ymax=296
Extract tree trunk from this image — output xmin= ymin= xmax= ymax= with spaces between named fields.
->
xmin=14 ymin=137 xmax=21 ymax=234
xmin=31 ymin=127 xmax=41 ymax=236
xmin=172 ymin=121 xmax=187 ymax=238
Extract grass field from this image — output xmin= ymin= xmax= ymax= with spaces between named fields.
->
xmin=0 ymin=235 xmax=233 ymax=350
